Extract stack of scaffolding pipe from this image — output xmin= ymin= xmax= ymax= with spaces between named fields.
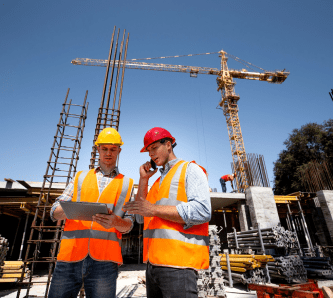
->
xmin=0 ymin=235 xmax=9 ymax=278
xmin=267 ymin=255 xmax=307 ymax=283
xmin=220 ymin=254 xmax=274 ymax=284
xmin=302 ymin=257 xmax=333 ymax=278
xmin=198 ymin=226 xmax=225 ymax=298
xmin=227 ymin=226 xmax=299 ymax=254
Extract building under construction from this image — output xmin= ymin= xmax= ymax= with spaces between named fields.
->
xmin=1 ymin=26 xmax=333 ymax=298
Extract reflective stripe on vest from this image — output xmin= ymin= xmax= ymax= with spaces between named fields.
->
xmin=113 ymin=176 xmax=131 ymax=217
xmin=57 ymin=169 xmax=133 ymax=263
xmin=143 ymin=160 xmax=209 ymax=270
xmin=143 ymin=229 xmax=209 ymax=247
xmin=62 ymin=229 xmax=121 ymax=245
xmin=76 ymin=170 xmax=89 ymax=202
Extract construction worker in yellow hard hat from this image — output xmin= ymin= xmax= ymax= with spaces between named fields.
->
xmin=95 ymin=127 xmax=124 ymax=146
xmin=48 ymin=127 xmax=134 ymax=298
xmin=95 ymin=128 xmax=124 ymax=170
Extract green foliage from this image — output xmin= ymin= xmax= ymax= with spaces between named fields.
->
xmin=273 ymin=119 xmax=333 ymax=195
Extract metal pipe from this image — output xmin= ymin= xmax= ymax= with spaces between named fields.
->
xmin=10 ymin=217 xmax=21 ymax=259
xmin=18 ymin=212 xmax=30 ymax=260
xmin=233 ymin=227 xmax=239 ymax=249
xmin=297 ymin=200 xmax=314 ymax=253
xmin=223 ymin=210 xmax=227 ymax=228
xmin=225 ymin=251 xmax=233 ymax=288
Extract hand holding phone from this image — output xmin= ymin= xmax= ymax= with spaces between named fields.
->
xmin=150 ymin=159 xmax=156 ymax=170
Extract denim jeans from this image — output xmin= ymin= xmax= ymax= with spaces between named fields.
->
xmin=146 ymin=263 xmax=198 ymax=298
xmin=220 ymin=178 xmax=226 ymax=193
xmin=48 ymin=255 xmax=118 ymax=298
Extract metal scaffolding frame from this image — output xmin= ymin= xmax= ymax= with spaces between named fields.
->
xmin=16 ymin=89 xmax=89 ymax=298
xmin=89 ymin=26 xmax=129 ymax=169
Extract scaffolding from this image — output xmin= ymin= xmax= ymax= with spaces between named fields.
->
xmin=16 ymin=89 xmax=89 ymax=298
xmin=90 ymin=26 xmax=129 ymax=169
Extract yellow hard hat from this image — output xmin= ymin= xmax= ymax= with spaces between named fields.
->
xmin=95 ymin=128 xmax=124 ymax=146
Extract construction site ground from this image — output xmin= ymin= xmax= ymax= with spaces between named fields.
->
xmin=0 ymin=263 xmax=256 ymax=298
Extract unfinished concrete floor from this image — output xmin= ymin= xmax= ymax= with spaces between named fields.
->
xmin=0 ymin=264 xmax=256 ymax=298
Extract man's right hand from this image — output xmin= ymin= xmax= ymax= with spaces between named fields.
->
xmin=53 ymin=205 xmax=67 ymax=221
xmin=139 ymin=161 xmax=158 ymax=180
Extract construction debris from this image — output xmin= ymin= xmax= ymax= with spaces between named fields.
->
xmin=249 ymin=281 xmax=323 ymax=298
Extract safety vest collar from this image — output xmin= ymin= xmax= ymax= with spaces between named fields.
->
xmin=155 ymin=160 xmax=188 ymax=205
xmin=74 ymin=169 xmax=133 ymax=217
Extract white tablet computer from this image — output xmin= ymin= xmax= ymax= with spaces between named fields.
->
xmin=60 ymin=201 xmax=108 ymax=221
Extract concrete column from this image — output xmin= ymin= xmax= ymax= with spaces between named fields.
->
xmin=245 ymin=186 xmax=280 ymax=229
xmin=316 ymin=190 xmax=333 ymax=243
xmin=237 ymin=201 xmax=251 ymax=231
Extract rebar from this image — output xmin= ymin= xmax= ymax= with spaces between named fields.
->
xmin=16 ymin=89 xmax=89 ymax=298
xmin=90 ymin=27 xmax=130 ymax=169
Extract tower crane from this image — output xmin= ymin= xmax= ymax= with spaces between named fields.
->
xmin=71 ymin=51 xmax=289 ymax=192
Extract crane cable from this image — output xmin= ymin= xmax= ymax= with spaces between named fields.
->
xmin=127 ymin=51 xmax=220 ymax=61
xmin=127 ymin=50 xmax=268 ymax=73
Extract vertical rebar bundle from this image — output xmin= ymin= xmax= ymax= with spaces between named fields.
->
xmin=89 ymin=26 xmax=129 ymax=169
xmin=299 ymin=160 xmax=333 ymax=193
xmin=245 ymin=153 xmax=270 ymax=188
xmin=16 ymin=89 xmax=89 ymax=298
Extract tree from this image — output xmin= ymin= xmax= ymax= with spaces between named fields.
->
xmin=273 ymin=120 xmax=333 ymax=195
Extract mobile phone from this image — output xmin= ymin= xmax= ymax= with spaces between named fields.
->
xmin=150 ymin=159 xmax=156 ymax=170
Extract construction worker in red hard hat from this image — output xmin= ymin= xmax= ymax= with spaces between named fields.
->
xmin=48 ymin=128 xmax=134 ymax=298
xmin=220 ymin=172 xmax=237 ymax=193
xmin=124 ymin=127 xmax=211 ymax=298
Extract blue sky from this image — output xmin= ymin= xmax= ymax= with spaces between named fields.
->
xmin=1 ymin=0 xmax=332 ymax=192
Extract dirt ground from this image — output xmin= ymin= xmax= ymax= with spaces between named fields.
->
xmin=0 ymin=263 xmax=256 ymax=298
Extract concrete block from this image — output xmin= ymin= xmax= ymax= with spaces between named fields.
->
xmin=317 ymin=190 xmax=333 ymax=242
xmin=245 ymin=187 xmax=280 ymax=229
xmin=237 ymin=201 xmax=251 ymax=231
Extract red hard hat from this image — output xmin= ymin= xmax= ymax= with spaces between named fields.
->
xmin=140 ymin=127 xmax=176 ymax=153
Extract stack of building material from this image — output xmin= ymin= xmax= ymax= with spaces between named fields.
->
xmin=198 ymin=225 xmax=225 ymax=298
xmin=0 ymin=261 xmax=29 ymax=283
xmin=0 ymin=235 xmax=9 ymax=269
xmin=227 ymin=226 xmax=299 ymax=254
xmin=220 ymin=254 xmax=274 ymax=284
xmin=302 ymin=256 xmax=333 ymax=278
xmin=267 ymin=255 xmax=307 ymax=283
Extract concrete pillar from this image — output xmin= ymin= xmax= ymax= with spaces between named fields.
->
xmin=237 ymin=201 xmax=251 ymax=231
xmin=245 ymin=186 xmax=280 ymax=229
xmin=316 ymin=190 xmax=333 ymax=243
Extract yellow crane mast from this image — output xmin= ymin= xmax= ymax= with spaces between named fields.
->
xmin=72 ymin=51 xmax=289 ymax=192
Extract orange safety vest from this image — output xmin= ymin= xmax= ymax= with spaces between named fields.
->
xmin=57 ymin=169 xmax=134 ymax=264
xmin=143 ymin=160 xmax=209 ymax=270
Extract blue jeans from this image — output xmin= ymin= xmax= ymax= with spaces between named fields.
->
xmin=48 ymin=255 xmax=118 ymax=298
xmin=146 ymin=263 xmax=198 ymax=298
xmin=220 ymin=178 xmax=226 ymax=193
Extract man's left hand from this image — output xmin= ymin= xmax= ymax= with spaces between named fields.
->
xmin=123 ymin=197 xmax=156 ymax=217
xmin=93 ymin=209 xmax=118 ymax=229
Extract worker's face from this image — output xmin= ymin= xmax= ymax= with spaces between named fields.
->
xmin=97 ymin=144 xmax=121 ymax=168
xmin=147 ymin=140 xmax=172 ymax=167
